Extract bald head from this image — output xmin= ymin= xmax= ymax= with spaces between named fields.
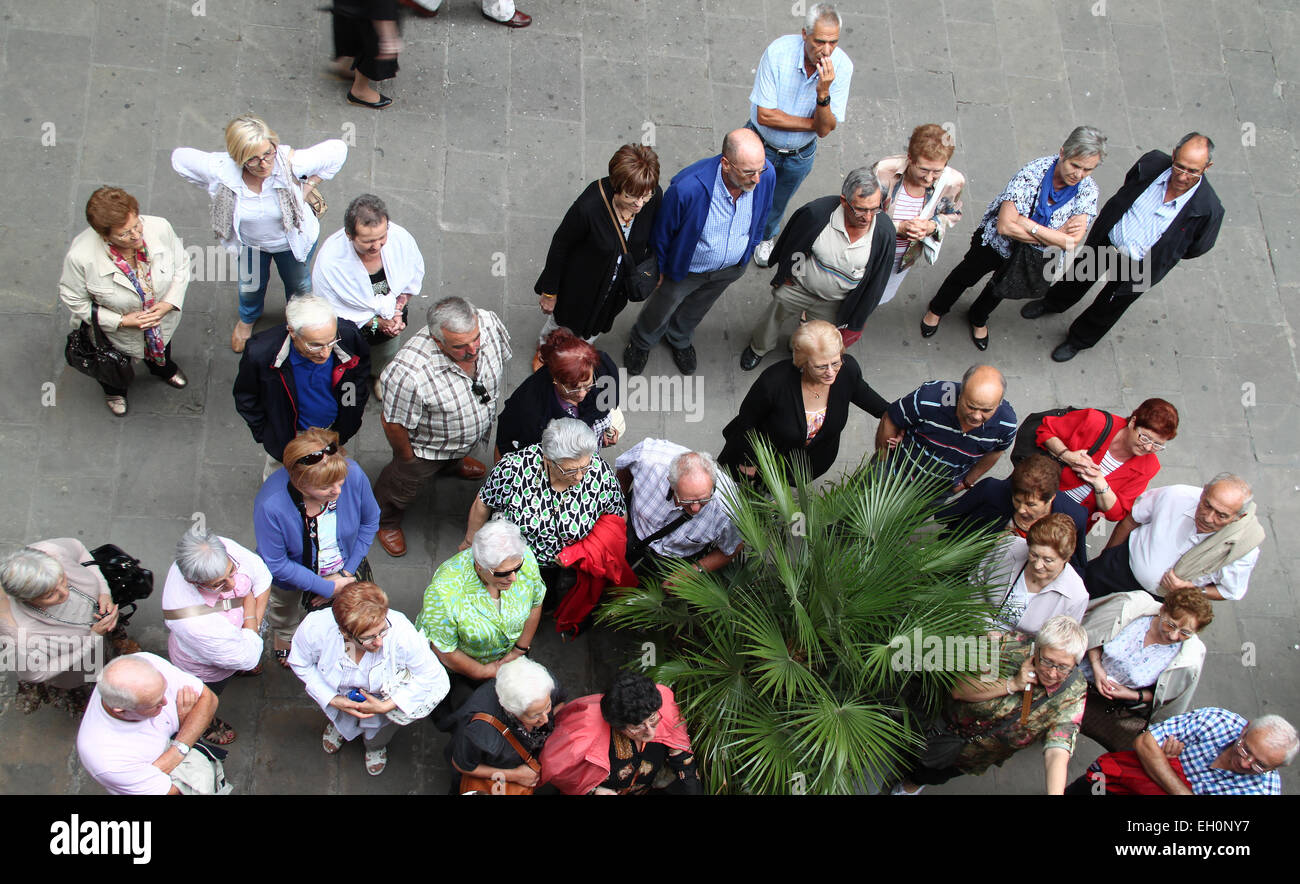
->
xmin=721 ymin=128 xmax=766 ymax=193
xmin=956 ymin=365 xmax=1006 ymax=432
xmin=99 ymin=654 xmax=167 ymax=715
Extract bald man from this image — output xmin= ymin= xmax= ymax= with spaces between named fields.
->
xmin=624 ymin=128 xmax=775 ymax=377
xmin=876 ymin=364 xmax=1018 ymax=496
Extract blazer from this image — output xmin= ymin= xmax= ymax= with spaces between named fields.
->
xmin=767 ymin=195 xmax=897 ymax=332
xmin=1037 ymin=409 xmax=1160 ymax=522
xmin=496 ymin=351 xmax=620 ymax=455
xmin=719 ymin=355 xmax=887 ymax=481
xmin=935 ymin=476 xmax=1090 ymax=574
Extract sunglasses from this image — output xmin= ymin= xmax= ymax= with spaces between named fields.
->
xmin=295 ymin=441 xmax=338 ymax=466
xmin=471 ymin=381 xmax=491 ymax=405
xmin=490 ymin=563 xmax=524 ymax=578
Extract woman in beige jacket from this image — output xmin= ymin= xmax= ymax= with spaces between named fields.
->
xmin=58 ymin=187 xmax=190 ymax=416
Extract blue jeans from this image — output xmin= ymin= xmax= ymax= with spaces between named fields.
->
xmin=237 ymin=240 xmax=318 ymax=324
xmin=758 ymin=136 xmax=817 ymax=241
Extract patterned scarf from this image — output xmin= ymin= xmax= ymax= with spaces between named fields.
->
xmin=210 ymin=157 xmax=304 ymax=245
xmin=106 ymin=241 xmax=166 ymax=366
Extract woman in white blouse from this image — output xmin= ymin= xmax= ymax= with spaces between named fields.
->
xmin=172 ymin=115 xmax=347 ymax=353
xmin=981 ymin=512 xmax=1087 ymax=637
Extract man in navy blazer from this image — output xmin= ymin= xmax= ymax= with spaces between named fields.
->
xmin=1021 ymin=133 xmax=1224 ymax=362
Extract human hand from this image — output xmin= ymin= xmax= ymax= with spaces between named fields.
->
xmin=176 ymin=686 xmax=200 ymax=721
xmin=1093 ymin=664 xmax=1117 ymax=700
xmin=603 ymin=426 xmax=621 ymax=446
xmin=1160 ymin=736 xmax=1185 ymax=758
xmin=816 ymin=55 xmax=835 ymax=88
xmin=1159 ymin=569 xmax=1196 ymax=593
xmin=90 ymin=602 xmax=120 ymax=635
xmin=592 ymin=786 xmax=619 ymax=795
xmin=539 ymin=295 xmax=556 ymax=314
xmin=377 ymin=35 xmax=403 ymax=59
xmin=330 ymin=694 xmax=375 ymax=720
xmin=1012 ymin=654 xmax=1038 ymax=693
xmin=738 ymin=465 xmax=758 ymax=478
xmin=507 ymin=764 xmax=541 ymax=787
xmin=1062 ymin=216 xmax=1088 ymax=240
xmin=457 ymin=537 xmax=473 ymax=552
xmin=118 ymin=311 xmax=146 ymax=329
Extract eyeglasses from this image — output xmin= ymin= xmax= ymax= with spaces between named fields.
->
xmin=548 ymin=457 xmax=592 ymax=479
xmin=295 ymin=442 xmax=338 ymax=466
xmin=555 ymin=380 xmax=597 ymax=396
xmin=1033 ymin=655 xmax=1074 ymax=676
xmin=244 ymin=146 xmax=278 ymax=168
xmin=810 ymin=359 xmax=843 ymax=374
xmin=490 ymin=563 xmax=524 ymax=578
xmin=297 ymin=336 xmax=341 ymax=354
xmin=673 ymin=492 xmax=713 ymax=508
xmin=844 ymin=199 xmax=883 ymax=217
xmin=1171 ymin=162 xmax=1206 ymax=179
xmin=349 ymin=617 xmax=392 ymax=647
xmin=912 ymin=164 xmax=947 ymax=179
xmin=1136 ymin=430 xmax=1167 ymax=451
xmin=1157 ymin=613 xmax=1197 ymax=639
xmin=1233 ymin=736 xmax=1272 ymax=774
xmin=196 ymin=556 xmax=239 ymax=592
xmin=470 ymin=381 xmax=491 ymax=405
xmin=109 ymin=218 xmax=144 ymax=242
xmin=723 ymin=156 xmax=764 ymax=178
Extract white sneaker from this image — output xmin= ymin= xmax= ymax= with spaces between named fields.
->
xmin=753 ymin=238 xmax=776 ymax=267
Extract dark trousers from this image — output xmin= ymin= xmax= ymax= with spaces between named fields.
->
xmin=1085 ymin=541 xmax=1148 ymax=600
xmin=1040 ymin=235 xmax=1151 ymax=349
xmin=629 ymin=262 xmax=747 ymax=350
xmin=372 ymin=453 xmax=459 ymax=530
xmin=100 ymin=343 xmax=178 ymax=396
xmin=927 ymin=232 xmax=1005 ymax=317
xmin=431 ymin=670 xmax=485 ymax=732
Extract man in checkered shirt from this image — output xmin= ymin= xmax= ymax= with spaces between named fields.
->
xmin=372 ymin=296 xmax=511 ymax=557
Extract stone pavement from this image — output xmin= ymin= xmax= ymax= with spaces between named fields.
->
xmin=0 ymin=0 xmax=1296 ymax=795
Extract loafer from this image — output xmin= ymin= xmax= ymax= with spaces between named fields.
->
xmin=739 ymin=345 xmax=764 ymax=371
xmin=671 ymin=344 xmax=697 ymax=375
xmin=163 ymin=368 xmax=188 ymax=389
xmin=623 ymin=342 xmax=649 ymax=376
xmin=920 ymin=317 xmax=939 ymax=338
xmin=1051 ymin=341 xmax=1080 ymax=362
xmin=1020 ymin=299 xmax=1050 ymax=319
xmin=105 ymin=396 xmax=128 ymax=417
xmin=456 ymin=456 xmax=487 ymax=480
xmin=483 ymin=9 xmax=531 ymax=27
xmin=347 ymin=91 xmax=393 ymax=109
xmin=969 ymin=323 xmax=989 ymax=351
xmin=377 ymin=528 xmax=407 ymax=557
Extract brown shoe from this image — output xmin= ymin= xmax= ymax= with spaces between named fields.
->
xmin=483 ymin=9 xmax=531 ymax=27
xmin=231 ymin=321 xmax=254 ymax=353
xmin=163 ymin=367 xmax=189 ymax=389
xmin=456 ymin=456 xmax=487 ymax=480
xmin=377 ymin=528 xmax=407 ymax=557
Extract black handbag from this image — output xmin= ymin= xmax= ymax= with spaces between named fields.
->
xmin=597 ymin=180 xmax=658 ymax=302
xmin=65 ymin=303 xmax=135 ymax=389
xmin=1010 ymin=408 xmax=1113 ymax=466
xmin=981 ymin=240 xmax=1056 ymax=302
xmin=82 ymin=544 xmax=154 ymax=628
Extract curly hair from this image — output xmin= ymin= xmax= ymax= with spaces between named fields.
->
xmin=600 ymin=671 xmax=663 ymax=729
xmin=1010 ymin=453 xmax=1060 ymax=502
xmin=284 ymin=427 xmax=349 ymax=490
xmin=540 ymin=327 xmax=601 ymax=390
xmin=1162 ymin=585 xmax=1213 ymax=632
xmin=332 ymin=581 xmax=389 ymax=637
xmin=1025 ymin=512 xmax=1077 ymax=560
xmin=85 ymin=186 xmax=140 ymax=238
xmin=1129 ymin=398 xmax=1179 ymax=439
xmin=907 ymin=123 xmax=955 ymax=164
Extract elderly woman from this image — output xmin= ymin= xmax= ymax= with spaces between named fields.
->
xmin=463 ymin=418 xmax=626 ymax=598
xmin=253 ymin=428 xmax=379 ymax=666
xmin=172 ymin=114 xmax=347 ymax=352
xmin=161 ymin=530 xmax=272 ymax=745
xmin=980 ymin=513 xmax=1088 ymax=637
xmin=872 ymin=123 xmax=966 ymax=310
xmin=448 ymin=656 xmax=565 ymax=794
xmin=496 ymin=327 xmax=621 ymax=458
xmin=290 ymin=581 xmax=449 ymax=775
xmin=720 ymin=320 xmax=888 ymax=483
xmin=0 ymin=540 xmax=138 ymax=715
xmin=1036 ymin=398 xmax=1178 ymax=524
xmin=893 ymin=615 xmax=1089 ymax=794
xmin=59 ymin=186 xmax=190 ymax=416
xmin=922 ymin=126 xmax=1106 ymax=349
xmin=542 ymin=671 xmax=701 ymax=795
xmin=1079 ymin=586 xmax=1211 ymax=752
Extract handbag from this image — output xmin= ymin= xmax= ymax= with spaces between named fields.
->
xmin=289 ymin=149 xmax=328 ymax=217
xmin=64 ymin=303 xmax=135 ymax=390
xmin=981 ymin=240 xmax=1056 ymax=302
xmin=300 ymin=557 xmax=373 ymax=612
xmin=458 ymin=713 xmax=542 ymax=795
xmin=82 ymin=544 xmax=153 ymax=628
xmin=1010 ymin=408 xmax=1113 ymax=466
xmin=597 ymin=180 xmax=657 ymax=302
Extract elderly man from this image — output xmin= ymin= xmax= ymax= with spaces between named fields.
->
xmin=749 ymin=3 xmax=853 ymax=267
xmin=1021 ymin=133 xmax=1224 ymax=362
xmin=623 ymin=128 xmax=775 ymax=376
xmin=233 ymin=294 xmax=370 ymax=477
xmin=76 ymin=652 xmax=224 ymax=795
xmin=740 ymin=167 xmax=894 ymax=371
xmin=615 ymin=438 xmax=743 ymax=577
xmin=1085 ymin=475 xmax=1263 ymax=601
xmin=875 ymin=364 xmax=1018 ymax=496
xmin=1069 ymin=708 xmax=1296 ymax=795
xmin=373 ymin=296 xmax=510 ymax=557
xmin=312 ymin=193 xmax=424 ymax=392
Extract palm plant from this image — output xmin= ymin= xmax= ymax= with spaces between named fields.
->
xmin=598 ymin=435 xmax=1005 ymax=795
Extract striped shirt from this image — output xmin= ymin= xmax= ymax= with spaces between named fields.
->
xmin=890 ymin=188 xmax=926 ymax=270
xmin=614 ymin=438 xmax=743 ymax=558
xmin=749 ymin=34 xmax=853 ymax=150
xmin=1064 ymin=451 xmax=1123 ymax=504
xmin=1110 ymin=169 xmax=1201 ymax=261
xmin=689 ymin=165 xmax=754 ymax=273
xmin=886 ymin=380 xmax=1017 ymax=485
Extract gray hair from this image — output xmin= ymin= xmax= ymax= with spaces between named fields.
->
xmin=175 ymin=530 xmax=231 ymax=585
xmin=961 ymin=363 xmax=1008 ymax=397
xmin=0 ymin=547 xmax=64 ymax=601
xmin=495 ymin=656 xmax=556 ymax=718
xmin=540 ymin=418 xmax=598 ymax=462
xmin=1176 ymin=132 xmax=1215 ymax=162
xmin=1249 ymin=715 xmax=1299 ymax=766
xmin=98 ymin=654 xmax=162 ymax=710
xmin=472 ymin=519 xmax=529 ymax=571
xmin=344 ymin=193 xmax=389 ymax=238
xmin=1060 ymin=125 xmax=1107 ymax=161
xmin=841 ymin=166 xmax=879 ymax=202
xmin=285 ymin=294 xmax=338 ymax=335
xmin=1206 ymin=473 xmax=1254 ymax=513
xmin=426 ymin=296 xmax=478 ymax=345
xmin=668 ymin=450 xmax=718 ymax=490
xmin=805 ymin=2 xmax=841 ymax=31
xmin=1035 ymin=615 xmax=1089 ymax=662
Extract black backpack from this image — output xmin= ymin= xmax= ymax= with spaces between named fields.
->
xmin=1010 ymin=408 xmax=1113 ymax=466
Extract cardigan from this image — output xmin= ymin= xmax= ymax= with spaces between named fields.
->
xmin=980 ymin=535 xmax=1089 ymax=636
xmin=719 ymin=355 xmax=887 ymax=481
xmin=1036 ymin=408 xmax=1160 ymax=522
xmin=496 ymin=351 xmax=620 ymax=455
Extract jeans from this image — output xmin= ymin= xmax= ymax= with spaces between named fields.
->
xmin=237 ymin=240 xmax=318 ymax=324
xmin=756 ymin=134 xmax=817 ymax=241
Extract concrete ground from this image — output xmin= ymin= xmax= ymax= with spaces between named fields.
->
xmin=0 ymin=0 xmax=1296 ymax=795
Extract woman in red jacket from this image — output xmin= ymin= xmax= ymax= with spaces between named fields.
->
xmin=1035 ymin=398 xmax=1178 ymax=523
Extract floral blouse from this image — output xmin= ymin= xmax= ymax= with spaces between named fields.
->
xmin=976 ymin=155 xmax=1099 ymax=258
xmin=1079 ymin=615 xmax=1179 ymax=690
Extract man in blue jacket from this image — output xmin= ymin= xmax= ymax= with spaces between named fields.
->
xmin=623 ymin=128 xmax=774 ymax=376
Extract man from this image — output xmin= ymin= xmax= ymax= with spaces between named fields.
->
xmin=1070 ymin=708 xmax=1296 ymax=795
xmin=615 ymin=439 xmax=743 ymax=577
xmin=312 ymin=193 xmax=424 ymax=395
xmin=623 ymin=128 xmax=775 ymax=376
xmin=373 ymin=296 xmax=510 ymax=557
xmin=749 ymin=3 xmax=853 ymax=267
xmin=1085 ymin=475 xmax=1263 ymax=601
xmin=740 ymin=166 xmax=894 ymax=371
xmin=398 ymin=0 xmax=532 ymax=28
xmin=875 ymin=365 xmax=1018 ymax=496
xmin=76 ymin=653 xmax=223 ymax=795
xmin=1021 ymin=133 xmax=1224 ymax=362
xmin=233 ymin=295 xmax=370 ymax=477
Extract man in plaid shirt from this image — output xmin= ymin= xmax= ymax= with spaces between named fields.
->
xmin=372 ymin=296 xmax=511 ymax=557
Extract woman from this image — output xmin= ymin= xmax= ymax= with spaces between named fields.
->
xmin=417 ymin=520 xmax=546 ymax=726
xmin=172 ymin=114 xmax=347 ymax=352
xmin=1036 ymin=398 xmax=1178 ymax=524
xmin=58 ymin=187 xmax=190 ymax=416
xmin=162 ymin=530 xmax=272 ymax=745
xmin=0 ymin=540 xmax=138 ymax=715
xmin=534 ymin=144 xmax=662 ymax=354
xmin=1079 ymin=586 xmax=1211 ymax=752
xmin=893 ymin=615 xmax=1089 ymax=794
xmin=719 ymin=320 xmax=888 ymax=482
xmin=253 ymin=428 xmax=379 ymax=666
xmin=922 ymin=126 xmax=1106 ymax=349
xmin=289 ymin=581 xmax=449 ymax=775
xmin=496 ymin=327 xmax=622 ymax=458
xmin=329 ymin=0 xmax=402 ymax=109
xmin=872 ymin=123 xmax=966 ymax=310
xmin=541 ymin=671 xmax=701 ymax=795
xmin=448 ymin=656 xmax=565 ymax=794
xmin=980 ymin=513 xmax=1087 ymax=637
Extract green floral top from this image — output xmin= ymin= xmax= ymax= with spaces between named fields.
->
xmin=415 ymin=546 xmax=546 ymax=664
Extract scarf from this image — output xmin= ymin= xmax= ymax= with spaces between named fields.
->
xmin=1029 ymin=158 xmax=1080 ymax=226
xmin=106 ymin=241 xmax=166 ymax=366
xmin=1172 ymin=501 xmax=1266 ymax=582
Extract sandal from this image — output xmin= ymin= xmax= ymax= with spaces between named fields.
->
xmin=274 ymin=648 xmax=291 ymax=668
xmin=364 ymin=746 xmax=388 ymax=775
xmin=202 ymin=717 xmax=238 ymax=745
xmin=322 ymin=721 xmax=344 ymax=755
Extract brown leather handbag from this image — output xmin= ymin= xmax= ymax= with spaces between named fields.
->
xmin=458 ymin=713 xmax=542 ymax=796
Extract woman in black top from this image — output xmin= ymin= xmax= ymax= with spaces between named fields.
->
xmin=448 ymin=657 xmax=563 ymax=792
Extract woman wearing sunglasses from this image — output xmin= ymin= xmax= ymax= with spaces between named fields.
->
xmin=254 ymin=428 xmax=379 ymax=667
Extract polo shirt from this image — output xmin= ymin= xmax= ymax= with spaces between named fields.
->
xmin=887 ymin=380 xmax=1017 ymax=485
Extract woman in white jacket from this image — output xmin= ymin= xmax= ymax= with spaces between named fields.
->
xmin=172 ymin=114 xmax=347 ymax=353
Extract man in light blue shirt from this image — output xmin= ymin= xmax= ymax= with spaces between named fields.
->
xmin=748 ymin=3 xmax=853 ymax=267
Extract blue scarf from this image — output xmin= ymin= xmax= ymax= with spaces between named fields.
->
xmin=1030 ymin=159 xmax=1080 ymax=226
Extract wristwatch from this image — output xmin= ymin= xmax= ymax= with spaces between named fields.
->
xmin=170 ymin=740 xmax=191 ymax=757
xmin=816 ymin=94 xmax=831 ymax=107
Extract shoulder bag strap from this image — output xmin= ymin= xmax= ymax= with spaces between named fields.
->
xmin=596 ymin=180 xmax=631 ymax=256
xmin=1087 ymin=412 xmax=1115 ymax=457
xmin=470 ymin=712 xmax=541 ymax=773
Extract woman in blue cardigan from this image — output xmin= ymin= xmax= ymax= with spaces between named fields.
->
xmin=254 ymin=427 xmax=380 ymax=666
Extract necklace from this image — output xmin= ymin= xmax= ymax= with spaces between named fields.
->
xmin=802 ymin=379 xmax=827 ymax=400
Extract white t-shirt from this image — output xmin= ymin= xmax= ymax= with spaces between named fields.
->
xmin=235 ymin=183 xmax=291 ymax=251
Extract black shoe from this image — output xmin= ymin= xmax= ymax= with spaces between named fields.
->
xmin=969 ymin=323 xmax=989 ymax=351
xmin=347 ymin=91 xmax=393 ymax=109
xmin=739 ymin=345 xmax=763 ymax=371
xmin=671 ymin=345 xmax=697 ymax=375
xmin=920 ymin=317 xmax=939 ymax=338
xmin=1021 ymin=299 xmax=1050 ymax=319
xmin=1051 ymin=341 xmax=1080 ymax=362
xmin=623 ymin=342 xmax=649 ymax=376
